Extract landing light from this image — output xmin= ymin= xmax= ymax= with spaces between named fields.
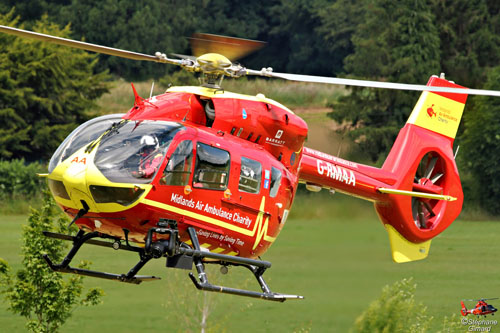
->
xmin=48 ymin=179 xmax=70 ymax=200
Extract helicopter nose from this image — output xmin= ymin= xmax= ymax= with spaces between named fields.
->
xmin=49 ymin=148 xmax=151 ymax=213
xmin=61 ymin=157 xmax=98 ymax=212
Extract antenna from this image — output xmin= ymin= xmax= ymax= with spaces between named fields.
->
xmin=149 ymin=81 xmax=155 ymax=99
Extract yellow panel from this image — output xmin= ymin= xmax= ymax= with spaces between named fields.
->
xmin=50 ymin=144 xmax=152 ymax=213
xmin=385 ymin=224 xmax=431 ymax=263
xmin=407 ymin=91 xmax=465 ymax=139
xmin=212 ymin=247 xmax=225 ymax=253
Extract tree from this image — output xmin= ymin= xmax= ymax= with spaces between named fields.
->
xmin=0 ymin=192 xmax=104 ymax=333
xmin=327 ymin=0 xmax=440 ymax=162
xmin=258 ymin=0 xmax=336 ymax=76
xmin=431 ymin=0 xmax=500 ymax=89
xmin=316 ymin=0 xmax=368 ymax=75
xmin=0 ymin=1 xmax=70 ymax=24
xmin=428 ymin=1 xmax=500 ymax=210
xmin=461 ymin=66 xmax=500 ymax=214
xmin=0 ymin=11 xmax=110 ymax=160
xmin=195 ymin=0 xmax=281 ymax=72
xmin=3 ymin=0 xmax=279 ymax=80
xmin=56 ymin=0 xmax=200 ymax=80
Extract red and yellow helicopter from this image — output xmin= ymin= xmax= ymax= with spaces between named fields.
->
xmin=2 ymin=26 xmax=500 ymax=302
xmin=461 ymin=298 xmax=498 ymax=317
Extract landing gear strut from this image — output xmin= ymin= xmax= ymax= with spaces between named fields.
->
xmin=43 ymin=219 xmax=303 ymax=302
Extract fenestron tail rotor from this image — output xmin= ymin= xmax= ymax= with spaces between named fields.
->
xmin=412 ymin=152 xmax=445 ymax=229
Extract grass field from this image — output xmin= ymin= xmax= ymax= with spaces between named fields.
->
xmin=1 ymin=194 xmax=499 ymax=332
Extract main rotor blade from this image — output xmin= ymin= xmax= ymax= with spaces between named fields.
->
xmin=247 ymin=70 xmax=500 ymax=97
xmin=0 ymin=25 xmax=162 ymax=63
xmin=189 ymin=33 xmax=265 ymax=61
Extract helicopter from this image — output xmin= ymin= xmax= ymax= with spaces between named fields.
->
xmin=2 ymin=25 xmax=500 ymax=302
xmin=461 ymin=298 xmax=498 ymax=317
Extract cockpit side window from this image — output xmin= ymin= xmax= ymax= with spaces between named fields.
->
xmin=239 ymin=157 xmax=262 ymax=194
xmin=270 ymin=166 xmax=282 ymax=198
xmin=161 ymin=140 xmax=193 ymax=186
xmin=193 ymin=142 xmax=230 ymax=190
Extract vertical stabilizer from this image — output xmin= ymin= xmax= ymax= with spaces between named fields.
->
xmin=461 ymin=301 xmax=468 ymax=316
xmin=407 ymin=75 xmax=467 ymax=139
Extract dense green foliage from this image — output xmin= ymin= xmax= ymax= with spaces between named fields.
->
xmin=0 ymin=159 xmax=46 ymax=198
xmin=461 ymin=67 xmax=500 ymax=214
xmin=1 ymin=0 xmax=341 ymax=79
xmin=433 ymin=0 xmax=500 ymax=89
xmin=0 ymin=194 xmax=103 ymax=332
xmin=0 ymin=11 xmax=109 ymax=160
xmin=0 ymin=159 xmax=46 ymax=214
xmin=56 ymin=0 xmax=199 ymax=80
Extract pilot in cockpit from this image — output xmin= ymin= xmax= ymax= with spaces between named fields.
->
xmin=132 ymin=135 xmax=163 ymax=178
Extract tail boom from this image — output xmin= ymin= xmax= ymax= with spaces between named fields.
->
xmin=299 ymin=147 xmax=396 ymax=202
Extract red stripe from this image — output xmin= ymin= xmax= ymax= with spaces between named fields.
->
xmin=426 ymin=76 xmax=468 ymax=104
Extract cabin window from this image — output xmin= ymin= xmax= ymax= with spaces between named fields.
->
xmin=239 ymin=157 xmax=262 ymax=194
xmin=161 ymin=140 xmax=193 ymax=186
xmin=270 ymin=166 xmax=282 ymax=198
xmin=193 ymin=142 xmax=230 ymax=190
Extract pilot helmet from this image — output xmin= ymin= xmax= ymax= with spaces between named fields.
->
xmin=140 ymin=135 xmax=159 ymax=154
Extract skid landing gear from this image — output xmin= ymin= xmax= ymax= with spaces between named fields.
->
xmin=43 ymin=220 xmax=303 ymax=302
xmin=43 ymin=230 xmax=160 ymax=284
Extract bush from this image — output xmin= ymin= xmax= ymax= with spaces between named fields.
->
xmin=353 ymin=278 xmax=431 ymax=333
xmin=352 ymin=278 xmax=461 ymax=332
xmin=0 ymin=159 xmax=47 ymax=214
xmin=0 ymin=159 xmax=46 ymax=198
